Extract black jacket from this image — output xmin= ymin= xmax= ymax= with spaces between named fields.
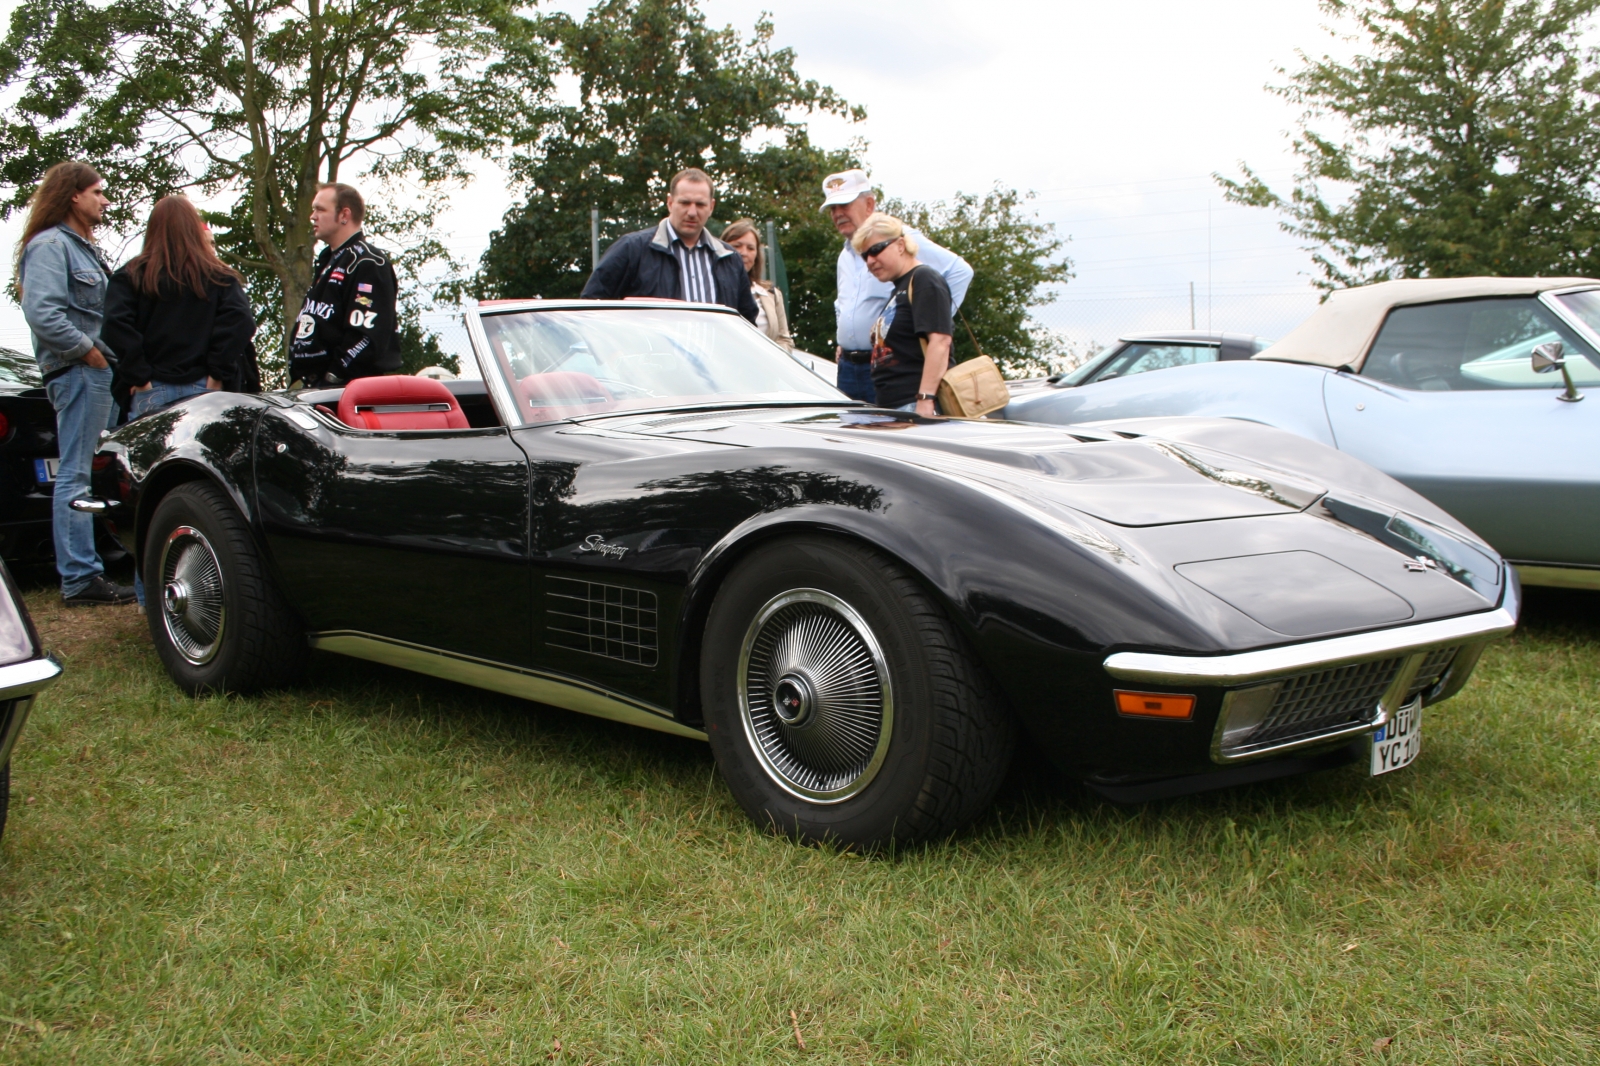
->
xmin=288 ymin=231 xmax=402 ymax=385
xmin=101 ymin=268 xmax=255 ymax=389
xmin=581 ymin=220 xmax=759 ymax=322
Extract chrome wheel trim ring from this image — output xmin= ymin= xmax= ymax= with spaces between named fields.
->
xmin=736 ymin=588 xmax=894 ymax=803
xmin=158 ymin=524 xmax=226 ymax=666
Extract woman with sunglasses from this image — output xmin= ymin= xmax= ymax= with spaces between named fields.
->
xmin=852 ymin=214 xmax=952 ymax=415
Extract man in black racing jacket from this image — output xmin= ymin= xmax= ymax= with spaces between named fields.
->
xmin=289 ymin=182 xmax=402 ymax=386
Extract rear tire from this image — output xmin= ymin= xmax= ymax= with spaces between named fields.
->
xmin=144 ymin=481 xmax=307 ymax=694
xmin=701 ymin=535 xmax=1014 ymax=849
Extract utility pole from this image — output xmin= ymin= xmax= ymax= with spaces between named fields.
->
xmin=765 ymin=220 xmax=777 ymax=283
xmin=591 ymin=208 xmax=600 ymax=271
xmin=1207 ymin=201 xmax=1212 ymax=331
xmin=1189 ymin=282 xmax=1195 ymax=329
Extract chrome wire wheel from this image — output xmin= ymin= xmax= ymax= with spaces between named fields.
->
xmin=737 ymin=589 xmax=893 ymax=802
xmin=158 ymin=524 xmax=226 ymax=666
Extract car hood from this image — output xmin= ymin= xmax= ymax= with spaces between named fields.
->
xmin=575 ymin=407 xmax=1503 ymax=643
xmin=600 ymin=408 xmax=1329 ymax=527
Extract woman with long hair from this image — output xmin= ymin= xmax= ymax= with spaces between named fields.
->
xmin=15 ymin=160 xmax=135 ymax=606
xmin=720 ymin=219 xmax=795 ymax=350
xmin=101 ymin=194 xmax=256 ymax=421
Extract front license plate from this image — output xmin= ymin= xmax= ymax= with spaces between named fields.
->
xmin=1370 ymin=698 xmax=1422 ymax=775
xmin=34 ymin=458 xmax=59 ymax=484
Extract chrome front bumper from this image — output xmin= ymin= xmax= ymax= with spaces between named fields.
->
xmin=0 ymin=656 xmax=64 ymax=767
xmin=1103 ymin=606 xmax=1516 ymax=764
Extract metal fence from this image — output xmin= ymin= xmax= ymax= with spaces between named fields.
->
xmin=1033 ymin=290 xmax=1323 ymax=353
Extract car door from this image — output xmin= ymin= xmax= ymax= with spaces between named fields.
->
xmin=1323 ymin=294 xmax=1600 ymax=567
xmin=254 ymin=398 xmax=533 ymax=665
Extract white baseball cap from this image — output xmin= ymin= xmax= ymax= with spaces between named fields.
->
xmin=820 ymin=169 xmax=874 ymax=208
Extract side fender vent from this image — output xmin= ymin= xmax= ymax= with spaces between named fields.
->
xmin=546 ymin=577 xmax=659 ymax=667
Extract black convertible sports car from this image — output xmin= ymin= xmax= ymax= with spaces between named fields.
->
xmin=91 ymin=300 xmax=1516 ymax=846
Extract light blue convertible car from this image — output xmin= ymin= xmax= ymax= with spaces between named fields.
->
xmin=1004 ymin=278 xmax=1600 ymax=590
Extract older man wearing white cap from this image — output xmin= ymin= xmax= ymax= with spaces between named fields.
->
xmin=823 ymin=169 xmax=973 ymax=403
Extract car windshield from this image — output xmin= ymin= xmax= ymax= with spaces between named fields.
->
xmin=0 ymin=347 xmax=41 ymax=387
xmin=477 ymin=306 xmax=846 ymax=424
xmin=1078 ymin=342 xmax=1220 ymax=385
xmin=1552 ymin=288 xmax=1600 ymax=340
xmin=1054 ymin=342 xmax=1122 ymax=386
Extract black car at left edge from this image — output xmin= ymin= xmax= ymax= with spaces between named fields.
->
xmin=89 ymin=299 xmax=1516 ymax=847
xmin=0 ymin=347 xmax=62 ymax=561
xmin=1 ymin=345 xmax=124 ymax=564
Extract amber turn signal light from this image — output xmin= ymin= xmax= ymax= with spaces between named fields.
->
xmin=1114 ymin=690 xmax=1196 ymax=720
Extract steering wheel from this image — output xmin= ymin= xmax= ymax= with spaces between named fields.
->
xmin=547 ymin=345 xmax=594 ymax=373
xmin=594 ymin=377 xmax=656 ymax=398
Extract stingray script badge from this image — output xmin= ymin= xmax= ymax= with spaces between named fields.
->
xmin=576 ymin=534 xmax=628 ymax=559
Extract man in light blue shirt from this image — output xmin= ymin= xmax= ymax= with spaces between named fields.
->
xmin=823 ymin=169 xmax=973 ymax=402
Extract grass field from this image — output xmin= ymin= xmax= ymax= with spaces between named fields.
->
xmin=0 ymin=569 xmax=1596 ymax=1064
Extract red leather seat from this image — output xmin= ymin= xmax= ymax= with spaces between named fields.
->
xmin=520 ymin=371 xmax=614 ymax=421
xmin=336 ymin=376 xmax=469 ymax=431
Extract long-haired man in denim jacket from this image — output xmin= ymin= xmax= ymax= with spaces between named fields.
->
xmin=14 ymin=161 xmax=136 ymax=606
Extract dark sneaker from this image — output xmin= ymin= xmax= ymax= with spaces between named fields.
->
xmin=62 ymin=575 xmax=138 ymax=607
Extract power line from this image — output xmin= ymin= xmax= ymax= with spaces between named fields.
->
xmin=1071 ymin=245 xmax=1314 ymax=268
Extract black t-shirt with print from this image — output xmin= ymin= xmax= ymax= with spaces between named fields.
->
xmin=871 ymin=264 xmax=953 ymax=408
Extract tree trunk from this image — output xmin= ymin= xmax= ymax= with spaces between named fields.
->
xmin=272 ymin=183 xmax=320 ymax=369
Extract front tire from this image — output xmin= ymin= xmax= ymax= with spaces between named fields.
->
xmin=701 ymin=535 xmax=1014 ymax=848
xmin=144 ymin=481 xmax=308 ymax=694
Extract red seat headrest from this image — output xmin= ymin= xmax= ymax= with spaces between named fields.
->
xmin=336 ymin=376 xmax=469 ymax=431
xmin=520 ymin=371 xmax=614 ymax=421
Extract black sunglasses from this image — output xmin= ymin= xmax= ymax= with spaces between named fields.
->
xmin=862 ymin=237 xmax=898 ymax=260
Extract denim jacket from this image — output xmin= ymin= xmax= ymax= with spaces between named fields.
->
xmin=19 ymin=223 xmax=115 ymax=377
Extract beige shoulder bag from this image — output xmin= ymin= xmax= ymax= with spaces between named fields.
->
xmin=907 ymin=272 xmax=1011 ymax=418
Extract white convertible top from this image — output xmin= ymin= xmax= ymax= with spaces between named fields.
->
xmin=1254 ymin=276 xmax=1600 ymax=370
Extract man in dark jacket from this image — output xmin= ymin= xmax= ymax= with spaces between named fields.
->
xmin=580 ymin=168 xmax=759 ymax=323
xmin=289 ymin=183 xmax=403 ymax=387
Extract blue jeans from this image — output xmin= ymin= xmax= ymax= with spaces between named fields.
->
xmin=45 ymin=363 xmax=116 ymax=596
xmin=129 ymin=379 xmax=209 ymax=607
xmin=131 ymin=377 xmax=209 ymax=419
xmin=836 ymin=357 xmax=876 ymax=403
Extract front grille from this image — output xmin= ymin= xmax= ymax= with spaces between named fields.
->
xmin=545 ymin=577 xmax=659 ymax=666
xmin=1247 ymin=656 xmax=1404 ymax=746
xmin=1406 ymin=646 xmax=1459 ymax=700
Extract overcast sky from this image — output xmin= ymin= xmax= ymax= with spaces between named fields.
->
xmin=0 ymin=0 xmax=1344 ymax=353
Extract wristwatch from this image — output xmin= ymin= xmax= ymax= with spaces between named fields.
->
xmin=915 ymin=392 xmax=937 ymax=401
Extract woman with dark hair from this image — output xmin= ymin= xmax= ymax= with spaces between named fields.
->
xmin=15 ymin=160 xmax=135 ymax=606
xmin=101 ymin=194 xmax=256 ymax=421
xmin=720 ymin=219 xmax=795 ymax=350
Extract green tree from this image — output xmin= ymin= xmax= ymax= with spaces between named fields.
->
xmin=0 ymin=0 xmax=550 ymax=371
xmin=1219 ymin=0 xmax=1600 ymax=288
xmin=891 ymin=187 xmax=1073 ymax=375
xmin=397 ymin=322 xmax=460 ymax=376
xmin=476 ymin=0 xmax=862 ymax=353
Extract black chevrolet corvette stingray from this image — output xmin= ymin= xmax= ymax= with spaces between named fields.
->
xmin=90 ymin=300 xmax=1516 ymax=846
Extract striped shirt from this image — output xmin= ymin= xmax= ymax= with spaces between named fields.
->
xmin=666 ymin=223 xmax=717 ymax=304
